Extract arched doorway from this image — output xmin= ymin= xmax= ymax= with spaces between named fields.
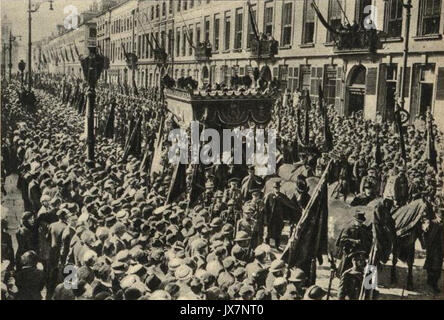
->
xmin=346 ymin=65 xmax=367 ymax=116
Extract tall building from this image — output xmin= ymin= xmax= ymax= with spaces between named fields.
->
xmin=38 ymin=0 xmax=444 ymax=129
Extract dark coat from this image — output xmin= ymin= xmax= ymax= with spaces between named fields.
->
xmin=15 ymin=267 xmax=46 ymax=300
xmin=264 ymin=192 xmax=300 ymax=240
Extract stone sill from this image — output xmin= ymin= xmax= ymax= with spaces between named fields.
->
xmin=413 ymin=34 xmax=442 ymax=41
xmin=299 ymin=43 xmax=315 ymax=48
xmin=381 ymin=37 xmax=404 ymax=43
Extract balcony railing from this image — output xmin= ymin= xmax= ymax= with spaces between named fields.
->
xmin=250 ymin=38 xmax=279 ymax=59
xmin=333 ymin=29 xmax=383 ymax=54
xmin=195 ymin=41 xmax=212 ymax=61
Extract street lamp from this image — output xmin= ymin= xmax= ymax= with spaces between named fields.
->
xmin=27 ymin=0 xmax=54 ymax=91
xmin=384 ymin=0 xmax=412 ymax=111
xmin=80 ymin=47 xmax=106 ymax=163
xmin=9 ymin=31 xmax=22 ymax=81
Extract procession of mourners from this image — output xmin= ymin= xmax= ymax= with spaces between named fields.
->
xmin=1 ymin=70 xmax=443 ymax=301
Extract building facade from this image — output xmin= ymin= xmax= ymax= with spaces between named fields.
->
xmin=1 ymin=14 xmax=20 ymax=78
xmin=37 ymin=0 xmax=444 ymax=129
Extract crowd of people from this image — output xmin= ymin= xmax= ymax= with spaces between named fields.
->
xmin=1 ymin=73 xmax=443 ymax=300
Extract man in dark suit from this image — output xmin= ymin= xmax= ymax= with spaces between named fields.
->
xmin=14 ymin=251 xmax=46 ymax=300
xmin=241 ymin=166 xmax=264 ymax=201
xmin=264 ymin=181 xmax=301 ymax=249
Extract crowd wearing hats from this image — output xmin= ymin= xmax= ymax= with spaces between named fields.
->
xmin=2 ymin=71 xmax=444 ymax=301
xmin=1 ymin=80 xmax=331 ymax=301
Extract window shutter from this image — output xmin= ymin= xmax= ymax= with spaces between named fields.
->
xmin=377 ymin=64 xmax=387 ymax=116
xmin=366 ymin=67 xmax=378 ymax=95
xmin=410 ymin=64 xmax=421 ymax=119
xmin=436 ymin=67 xmax=444 ymax=100
xmin=398 ymin=66 xmax=411 ymax=98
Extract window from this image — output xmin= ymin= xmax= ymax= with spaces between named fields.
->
xmin=182 ymin=27 xmax=187 ymax=56
xmin=300 ymin=65 xmax=311 ymax=91
xmin=327 ymin=0 xmax=343 ymax=43
xmin=189 ymin=27 xmax=194 ymax=55
xmin=303 ymin=0 xmax=316 ymax=44
xmin=281 ymin=2 xmax=293 ymax=46
xmin=184 ymin=0 xmax=188 ymax=10
xmin=169 ymin=0 xmax=173 ymax=14
xmin=161 ymin=31 xmax=166 ymax=49
xmin=151 ymin=6 xmax=154 ymax=20
xmin=264 ymin=5 xmax=273 ymax=36
xmin=324 ymin=66 xmax=337 ymax=106
xmin=204 ymin=16 xmax=210 ymax=42
xmin=247 ymin=4 xmax=257 ymax=49
xmin=156 ymin=5 xmax=159 ymax=18
xmin=168 ymin=29 xmax=173 ymax=53
xmin=355 ymin=0 xmax=372 ymax=25
xmin=177 ymin=0 xmax=181 ymax=12
xmin=176 ymin=29 xmax=181 ymax=56
xmin=162 ymin=2 xmax=166 ymax=16
xmin=214 ymin=14 xmax=220 ymax=51
xmin=196 ymin=23 xmax=201 ymax=44
xmin=190 ymin=0 xmax=194 ymax=9
xmin=234 ymin=8 xmax=243 ymax=49
xmin=287 ymin=67 xmax=299 ymax=92
xmin=418 ymin=0 xmax=442 ymax=35
xmin=384 ymin=0 xmax=403 ymax=38
xmin=224 ymin=12 xmax=231 ymax=50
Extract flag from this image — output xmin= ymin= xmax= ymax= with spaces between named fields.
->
xmin=424 ymin=111 xmax=437 ymax=170
xmin=304 ymin=90 xmax=311 ymax=145
xmin=74 ymin=43 xmax=80 ymax=58
xmin=70 ymin=45 xmax=75 ymax=61
xmin=166 ymin=163 xmax=187 ymax=204
xmin=246 ymin=0 xmax=259 ymax=41
xmin=65 ymin=47 xmax=70 ymax=62
xmin=123 ymin=116 xmax=142 ymax=161
xmin=374 ymin=129 xmax=382 ymax=165
xmin=318 ymin=84 xmax=333 ymax=151
xmin=282 ymin=161 xmax=331 ymax=279
xmin=104 ymin=102 xmax=115 ymax=139
xmin=311 ymin=1 xmax=340 ymax=37
xmin=60 ymin=48 xmax=65 ymax=62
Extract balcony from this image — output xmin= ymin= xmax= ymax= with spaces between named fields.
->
xmin=195 ymin=41 xmax=212 ymax=62
xmin=333 ymin=29 xmax=383 ymax=55
xmin=250 ymin=38 xmax=279 ymax=59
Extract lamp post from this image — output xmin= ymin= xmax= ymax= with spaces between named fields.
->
xmin=27 ymin=0 xmax=53 ymax=91
xmin=1 ymin=44 xmax=7 ymax=79
xmin=9 ymin=31 xmax=22 ymax=81
xmin=399 ymin=0 xmax=412 ymax=111
xmin=80 ymin=47 xmax=105 ymax=163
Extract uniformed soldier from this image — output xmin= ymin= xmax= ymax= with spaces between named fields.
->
xmin=243 ymin=189 xmax=266 ymax=250
xmin=209 ymin=190 xmax=226 ymax=221
xmin=241 ymin=166 xmax=264 ymax=201
xmin=336 ymin=211 xmax=372 ymax=276
xmin=222 ymin=178 xmax=243 ymax=210
xmin=338 ymin=251 xmax=366 ymax=300
xmin=360 ymin=164 xmax=380 ymax=196
xmin=350 ymin=181 xmax=374 ymax=206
